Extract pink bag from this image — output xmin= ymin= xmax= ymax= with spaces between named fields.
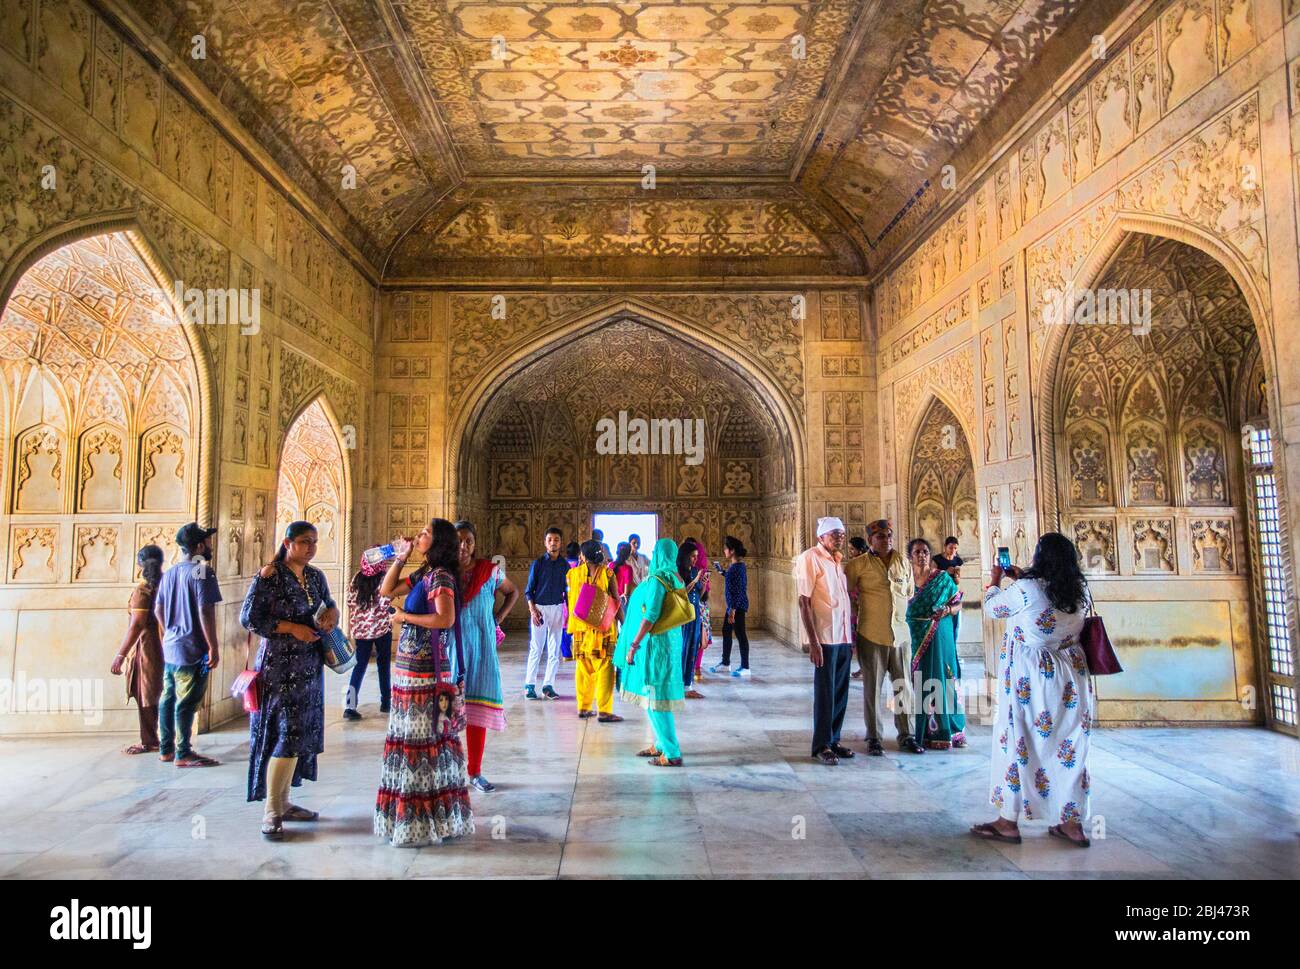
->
xmin=574 ymin=579 xmax=618 ymax=632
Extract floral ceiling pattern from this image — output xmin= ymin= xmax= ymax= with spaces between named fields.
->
xmin=118 ymin=0 xmax=1094 ymax=276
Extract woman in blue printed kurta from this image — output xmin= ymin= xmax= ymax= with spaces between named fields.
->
xmin=452 ymin=521 xmax=521 ymax=794
xmin=972 ymin=533 xmax=1094 ymax=847
xmin=240 ymin=521 xmax=338 ymax=841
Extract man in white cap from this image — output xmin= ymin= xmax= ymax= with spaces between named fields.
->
xmin=795 ymin=516 xmax=855 ymax=765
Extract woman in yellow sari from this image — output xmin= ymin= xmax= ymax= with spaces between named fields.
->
xmin=567 ymin=539 xmax=625 ymax=722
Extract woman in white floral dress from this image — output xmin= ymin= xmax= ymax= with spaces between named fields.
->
xmin=971 ymin=533 xmax=1094 ymax=847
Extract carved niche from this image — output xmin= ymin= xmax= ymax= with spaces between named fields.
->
xmin=1067 ymin=422 xmax=1112 ymax=506
xmin=77 ymin=425 xmax=124 ymax=512
xmin=139 ymin=425 xmax=187 ymax=512
xmin=1190 ymin=518 xmax=1235 ymax=573
xmin=1183 ymin=420 xmax=1228 ymax=505
xmin=14 ymin=427 xmax=64 ymax=512
xmin=1132 ymin=519 xmax=1176 ymax=573
xmin=1072 ymin=518 xmax=1118 ymax=574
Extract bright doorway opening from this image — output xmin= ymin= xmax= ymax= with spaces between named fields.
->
xmin=592 ymin=512 xmax=658 ymax=556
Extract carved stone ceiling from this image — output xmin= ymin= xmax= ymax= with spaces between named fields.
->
xmin=471 ymin=317 xmax=779 ymax=456
xmin=123 ymin=0 xmax=1094 ymax=277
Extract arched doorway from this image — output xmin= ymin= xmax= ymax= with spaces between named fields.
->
xmin=276 ymin=397 xmax=348 ymax=598
xmin=0 ymin=228 xmax=207 ymax=734
xmin=1045 ymin=231 xmax=1295 ymax=732
xmin=907 ymin=397 xmax=980 ymax=565
xmin=452 ymin=310 xmax=800 ymax=634
xmin=906 ymin=396 xmax=981 ymax=655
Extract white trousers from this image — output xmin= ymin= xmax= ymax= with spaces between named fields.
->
xmin=526 ymin=603 xmax=566 ymax=689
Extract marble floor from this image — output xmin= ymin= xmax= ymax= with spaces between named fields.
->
xmin=1 ymin=634 xmax=1297 ymax=879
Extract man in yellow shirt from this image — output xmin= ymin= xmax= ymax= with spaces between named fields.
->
xmin=843 ymin=520 xmax=924 ymax=756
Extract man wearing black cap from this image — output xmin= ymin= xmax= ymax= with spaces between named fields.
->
xmin=152 ymin=522 xmax=222 ymax=767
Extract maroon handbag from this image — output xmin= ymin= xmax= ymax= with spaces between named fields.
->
xmin=1080 ymin=600 xmax=1123 ymax=675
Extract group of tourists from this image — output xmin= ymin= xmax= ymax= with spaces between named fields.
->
xmin=112 ymin=510 xmax=1094 ymax=850
xmin=797 ymin=515 xmax=1095 ymax=846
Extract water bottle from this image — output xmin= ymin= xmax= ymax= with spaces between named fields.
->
xmin=362 ymin=542 xmax=399 ymax=568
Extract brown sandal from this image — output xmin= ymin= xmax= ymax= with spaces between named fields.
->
xmin=647 ymin=754 xmax=683 ymax=767
xmin=1049 ymin=824 xmax=1091 ymax=848
xmin=636 ymin=746 xmax=662 ymax=757
xmin=282 ymin=804 xmax=319 ymax=822
xmin=123 ymin=743 xmax=158 ymax=755
xmin=597 ymin=713 xmax=624 ymax=722
xmin=970 ymin=822 xmax=1022 ymax=844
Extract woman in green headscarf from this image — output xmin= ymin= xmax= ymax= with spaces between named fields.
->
xmin=613 ymin=537 xmax=687 ymax=766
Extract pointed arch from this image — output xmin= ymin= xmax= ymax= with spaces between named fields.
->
xmin=1035 ymin=213 xmax=1277 ymax=530
xmin=276 ymin=392 xmax=353 ymax=593
xmin=446 ymin=296 xmax=807 ymax=544
xmin=0 ymin=215 xmax=217 ymax=523
xmin=897 ymin=388 xmax=978 ymax=547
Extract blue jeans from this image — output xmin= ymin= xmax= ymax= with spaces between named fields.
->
xmin=159 ymin=659 xmax=209 ymax=758
xmin=681 ymin=616 xmax=701 ymax=688
xmin=346 ymin=633 xmax=392 ymax=709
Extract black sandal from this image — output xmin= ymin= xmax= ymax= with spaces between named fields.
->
xmin=830 ymin=742 xmax=855 ymax=759
xmin=597 ymin=713 xmax=624 ymax=723
xmin=970 ymin=822 xmax=1021 ymax=844
xmin=813 ymin=747 xmax=839 ymax=766
xmin=1049 ymin=824 xmax=1091 ymax=848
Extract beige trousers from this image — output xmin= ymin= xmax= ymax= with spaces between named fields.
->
xmin=855 ymin=635 xmax=914 ymax=742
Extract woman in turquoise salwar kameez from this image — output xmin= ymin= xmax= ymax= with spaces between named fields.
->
xmin=614 ymin=538 xmax=687 ymax=766
xmin=906 ymin=538 xmax=966 ymax=750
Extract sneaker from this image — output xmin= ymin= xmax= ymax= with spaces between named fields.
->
xmin=469 ymin=775 xmax=496 ymax=794
xmin=343 ymin=708 xmax=362 ymax=721
xmin=708 ymin=663 xmax=730 ymax=674
xmin=542 ymin=685 xmax=559 ymax=700
xmin=733 ymin=667 xmax=752 ymax=678
xmin=525 ymin=686 xmax=539 ymax=700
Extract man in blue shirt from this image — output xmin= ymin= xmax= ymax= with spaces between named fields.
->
xmin=153 ymin=522 xmax=222 ymax=767
xmin=524 ymin=527 xmax=569 ymax=700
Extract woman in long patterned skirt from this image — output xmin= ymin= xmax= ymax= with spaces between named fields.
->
xmin=241 ymin=521 xmax=338 ymax=841
xmin=972 ymin=533 xmax=1094 ymax=847
xmin=374 ymin=519 xmax=473 ymax=848
xmin=451 ymin=520 xmax=521 ymax=794
xmin=905 ymin=538 xmax=966 ymax=750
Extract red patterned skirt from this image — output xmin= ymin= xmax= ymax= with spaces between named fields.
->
xmin=374 ymin=671 xmax=474 ymax=847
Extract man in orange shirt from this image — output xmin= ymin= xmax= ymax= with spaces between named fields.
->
xmin=795 ymin=517 xmax=855 ymax=766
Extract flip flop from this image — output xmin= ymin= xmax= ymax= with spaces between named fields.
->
xmin=1049 ymin=824 xmax=1091 ymax=848
xmin=122 ymin=744 xmax=157 ymax=755
xmin=970 ymin=822 xmax=1022 ymax=844
xmin=282 ymin=804 xmax=319 ymax=822
xmin=176 ymin=753 xmax=220 ymax=768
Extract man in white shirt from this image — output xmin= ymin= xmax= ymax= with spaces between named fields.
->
xmin=795 ymin=517 xmax=855 ymax=765
xmin=628 ymin=533 xmax=650 ymax=590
